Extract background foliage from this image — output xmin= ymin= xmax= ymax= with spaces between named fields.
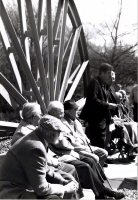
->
xmin=0 ymin=1 xmax=137 ymax=121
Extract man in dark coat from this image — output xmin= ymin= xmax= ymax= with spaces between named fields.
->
xmin=0 ymin=115 xmax=79 ymax=199
xmin=80 ymin=63 xmax=117 ymax=148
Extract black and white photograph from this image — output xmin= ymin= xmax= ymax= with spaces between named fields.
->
xmin=0 ymin=0 xmax=137 ymax=199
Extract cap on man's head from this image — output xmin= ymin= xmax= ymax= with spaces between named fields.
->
xmin=39 ymin=114 xmax=65 ymax=132
xmin=22 ymin=102 xmax=41 ymax=120
xmin=64 ymin=100 xmax=78 ymax=110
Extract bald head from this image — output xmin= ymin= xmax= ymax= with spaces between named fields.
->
xmin=115 ymin=92 xmax=122 ymax=103
xmin=48 ymin=101 xmax=64 ymax=119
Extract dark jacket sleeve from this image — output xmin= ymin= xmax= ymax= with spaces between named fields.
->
xmin=80 ymin=78 xmax=109 ymax=122
xmin=21 ymin=148 xmax=64 ymax=197
xmin=46 ymin=165 xmax=66 ymax=185
xmin=87 ymin=79 xmax=109 ymax=109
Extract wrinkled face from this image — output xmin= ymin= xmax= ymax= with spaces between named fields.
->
xmin=53 ymin=107 xmax=64 ymax=119
xmin=52 ymin=131 xmax=61 ymax=144
xmin=65 ymin=108 xmax=77 ymax=121
xmin=116 ymin=93 xmax=123 ymax=104
xmin=47 ymin=130 xmax=62 ymax=144
xmin=55 ymin=131 xmax=64 ymax=144
xmin=33 ymin=109 xmax=42 ymax=126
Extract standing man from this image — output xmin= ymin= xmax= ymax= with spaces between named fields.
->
xmin=80 ymin=63 xmax=117 ymax=148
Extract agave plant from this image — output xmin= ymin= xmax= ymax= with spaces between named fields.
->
xmin=0 ymin=0 xmax=90 ymax=115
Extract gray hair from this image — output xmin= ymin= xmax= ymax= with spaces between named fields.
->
xmin=47 ymin=101 xmax=64 ymax=119
xmin=119 ymin=90 xmax=126 ymax=96
xmin=22 ymin=102 xmax=41 ymax=120
xmin=48 ymin=101 xmax=64 ymax=112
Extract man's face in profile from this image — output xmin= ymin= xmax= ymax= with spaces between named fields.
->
xmin=103 ymin=70 xmax=115 ymax=85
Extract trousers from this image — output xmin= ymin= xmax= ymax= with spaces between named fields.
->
xmin=67 ymin=154 xmax=106 ymax=197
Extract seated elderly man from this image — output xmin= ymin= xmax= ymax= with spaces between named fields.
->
xmin=0 ymin=115 xmax=79 ymax=199
xmin=11 ymin=102 xmax=83 ymax=199
xmin=11 ymin=102 xmax=42 ymax=145
xmin=47 ymin=101 xmax=125 ymax=199
xmin=48 ymin=101 xmax=108 ymax=167
xmin=63 ymin=100 xmax=108 ymax=167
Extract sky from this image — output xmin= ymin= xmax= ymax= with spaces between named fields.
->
xmin=3 ymin=0 xmax=137 ymax=47
xmin=74 ymin=0 xmax=137 ymax=46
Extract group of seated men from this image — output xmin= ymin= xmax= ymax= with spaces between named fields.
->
xmin=0 ymin=100 xmax=125 ymax=199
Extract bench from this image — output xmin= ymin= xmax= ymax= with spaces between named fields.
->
xmin=0 ymin=121 xmax=95 ymax=199
xmin=0 ymin=121 xmax=18 ymax=137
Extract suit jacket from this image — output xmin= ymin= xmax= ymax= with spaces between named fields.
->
xmin=11 ymin=120 xmax=35 ymax=145
xmin=107 ymin=85 xmax=118 ymax=117
xmin=0 ymin=130 xmax=65 ymax=199
xmin=80 ymin=77 xmax=110 ymax=124
xmin=62 ymin=117 xmax=89 ymax=147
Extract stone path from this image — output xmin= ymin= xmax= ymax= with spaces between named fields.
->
xmin=0 ymin=152 xmax=137 ymax=200
xmin=104 ymin=153 xmax=137 ymax=190
xmin=81 ymin=153 xmax=137 ymax=199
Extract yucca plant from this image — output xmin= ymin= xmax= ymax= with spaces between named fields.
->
xmin=0 ymin=0 xmax=90 ymax=116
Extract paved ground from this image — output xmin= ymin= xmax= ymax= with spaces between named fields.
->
xmin=0 ymin=152 xmax=137 ymax=200
xmin=81 ymin=153 xmax=137 ymax=199
xmin=104 ymin=153 xmax=137 ymax=190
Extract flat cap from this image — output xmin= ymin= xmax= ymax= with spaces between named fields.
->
xmin=39 ymin=114 xmax=65 ymax=132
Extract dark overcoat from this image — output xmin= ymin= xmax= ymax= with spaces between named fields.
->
xmin=0 ymin=130 xmax=65 ymax=199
